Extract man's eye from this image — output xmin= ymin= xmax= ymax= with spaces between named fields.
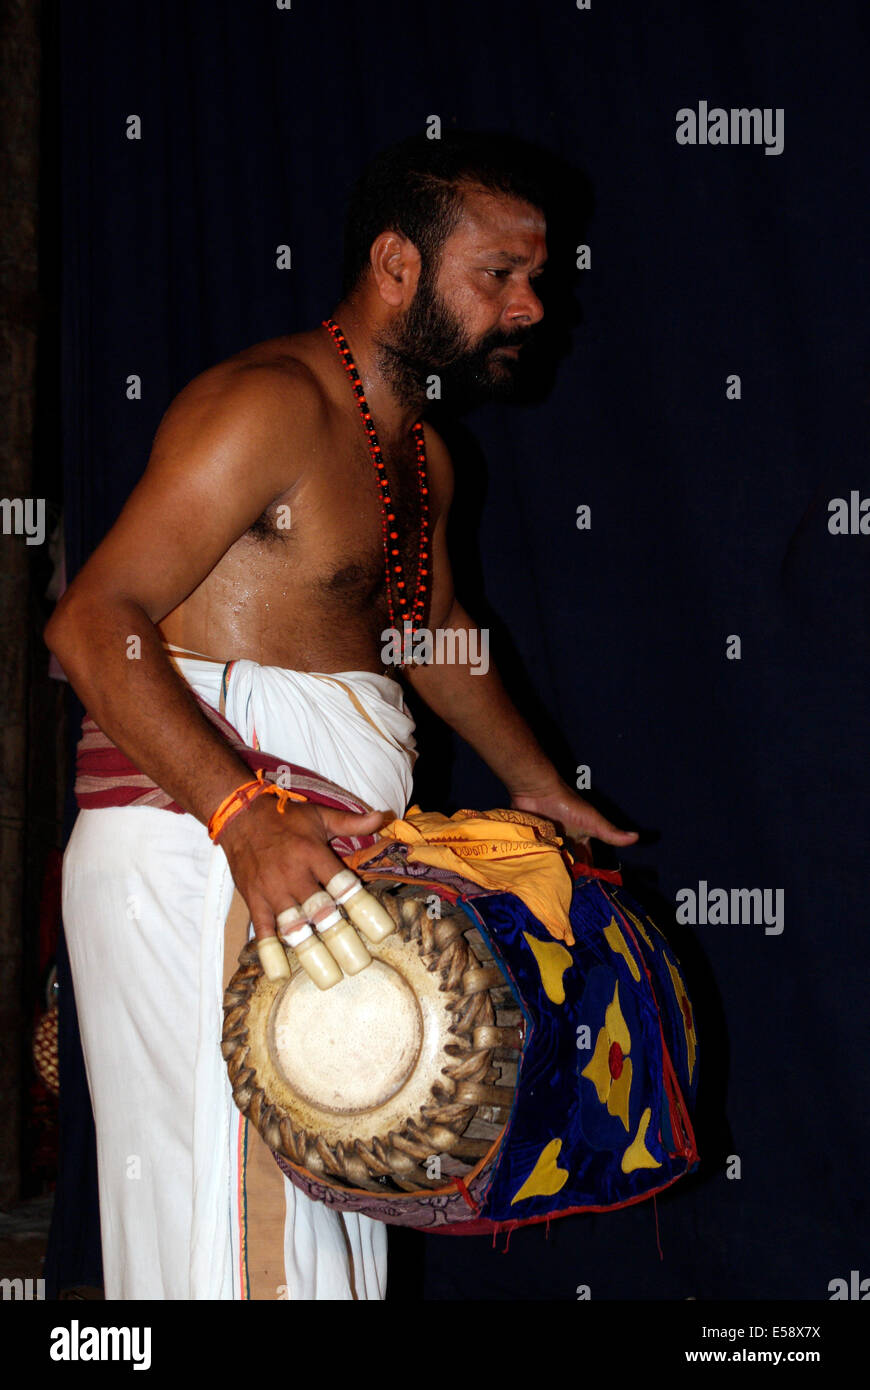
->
xmin=485 ymin=269 xmax=511 ymax=279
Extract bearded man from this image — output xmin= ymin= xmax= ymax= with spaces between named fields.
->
xmin=44 ymin=129 xmax=637 ymax=1301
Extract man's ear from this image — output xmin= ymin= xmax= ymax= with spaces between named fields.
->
xmin=369 ymin=230 xmax=421 ymax=308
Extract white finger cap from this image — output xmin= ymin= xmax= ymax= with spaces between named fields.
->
xmin=276 ymin=905 xmax=307 ymax=939
xmin=256 ymin=936 xmax=292 ymax=980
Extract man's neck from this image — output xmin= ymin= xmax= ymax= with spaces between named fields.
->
xmin=327 ymin=299 xmax=426 ymax=442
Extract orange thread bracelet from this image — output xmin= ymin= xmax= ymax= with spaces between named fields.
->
xmin=207 ymin=769 xmax=307 ymax=844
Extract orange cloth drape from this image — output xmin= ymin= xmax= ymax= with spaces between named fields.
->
xmin=353 ymin=806 xmax=576 ymax=945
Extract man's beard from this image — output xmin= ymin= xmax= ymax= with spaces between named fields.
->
xmin=375 ymin=265 xmax=533 ymax=409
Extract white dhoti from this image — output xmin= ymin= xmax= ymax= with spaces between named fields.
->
xmin=62 ymin=654 xmax=416 ymax=1300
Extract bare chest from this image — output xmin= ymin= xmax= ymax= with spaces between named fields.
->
xmin=242 ymin=434 xmax=427 ymax=620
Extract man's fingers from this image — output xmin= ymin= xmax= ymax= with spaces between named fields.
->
xmin=588 ymin=816 xmax=639 ymax=846
xmin=318 ymin=806 xmax=396 ymax=840
xmin=248 ymin=896 xmax=279 ymax=943
xmin=249 ymin=864 xmax=323 ymax=940
xmin=230 ymin=804 xmax=398 ymax=963
xmin=298 ymin=840 xmax=354 ymax=894
xmin=563 ymin=814 xmax=638 ymax=849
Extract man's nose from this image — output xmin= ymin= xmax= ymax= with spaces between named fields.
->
xmin=507 ymin=281 xmax=545 ymax=328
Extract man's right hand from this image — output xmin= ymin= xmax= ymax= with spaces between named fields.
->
xmin=217 ymin=796 xmax=393 ymax=940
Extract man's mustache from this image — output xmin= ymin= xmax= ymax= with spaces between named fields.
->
xmin=481 ymin=327 xmax=537 ymax=352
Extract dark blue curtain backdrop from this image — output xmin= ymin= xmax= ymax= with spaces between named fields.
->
xmin=54 ymin=0 xmax=869 ymax=1300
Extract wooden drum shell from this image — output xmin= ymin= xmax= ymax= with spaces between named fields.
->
xmin=222 ymin=879 xmax=521 ymax=1208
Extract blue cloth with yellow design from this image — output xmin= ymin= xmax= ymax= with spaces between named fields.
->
xmin=458 ymin=868 xmax=699 ymax=1227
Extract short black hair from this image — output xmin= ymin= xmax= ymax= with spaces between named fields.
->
xmin=341 ymin=128 xmax=550 ymax=298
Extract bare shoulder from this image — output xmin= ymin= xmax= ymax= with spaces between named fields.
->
xmin=421 ymin=420 xmax=455 ymax=521
xmin=153 ymin=336 xmax=332 ymax=466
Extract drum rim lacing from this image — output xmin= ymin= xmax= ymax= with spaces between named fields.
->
xmin=221 ymin=880 xmax=520 ymax=1196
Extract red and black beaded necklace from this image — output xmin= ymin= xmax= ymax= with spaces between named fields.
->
xmin=322 ymin=317 xmax=430 ymax=635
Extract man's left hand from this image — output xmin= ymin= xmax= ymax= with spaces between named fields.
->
xmin=510 ymin=779 xmax=638 ymax=863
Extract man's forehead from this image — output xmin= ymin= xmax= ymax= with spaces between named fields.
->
xmin=446 ymin=187 xmax=547 ymax=253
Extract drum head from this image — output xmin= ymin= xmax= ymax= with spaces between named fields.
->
xmin=222 ymin=880 xmax=517 ymax=1193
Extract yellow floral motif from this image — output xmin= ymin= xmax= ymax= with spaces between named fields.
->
xmin=621 ymin=1107 xmax=662 ymax=1173
xmin=581 ymin=981 xmax=633 ymax=1129
xmin=522 ymin=932 xmax=573 ymax=1004
xmin=510 ymin=1137 xmax=570 ymax=1205
xmin=619 ymin=904 xmax=656 ymax=954
xmin=664 ymin=953 xmax=696 ymax=1083
xmin=603 ymin=916 xmax=641 ymax=982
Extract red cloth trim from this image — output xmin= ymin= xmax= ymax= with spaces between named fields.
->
xmin=452 ymin=1175 xmax=481 ymax=1215
xmin=73 ymin=700 xmax=379 ymax=853
xmin=570 ymin=860 xmax=623 ymax=885
xmin=429 ymin=1168 xmax=694 ymax=1236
